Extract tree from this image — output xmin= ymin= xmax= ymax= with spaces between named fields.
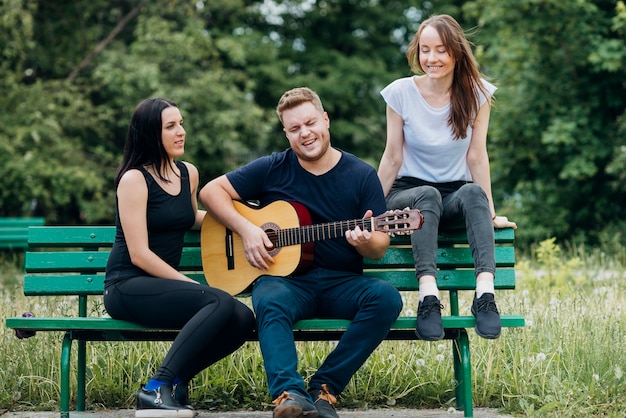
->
xmin=464 ymin=0 xmax=626 ymax=247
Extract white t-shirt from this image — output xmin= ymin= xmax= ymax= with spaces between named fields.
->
xmin=380 ymin=76 xmax=496 ymax=183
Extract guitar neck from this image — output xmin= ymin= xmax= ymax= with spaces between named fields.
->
xmin=273 ymin=218 xmax=373 ymax=246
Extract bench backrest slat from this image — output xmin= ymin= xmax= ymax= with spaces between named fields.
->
xmin=23 ymin=226 xmax=515 ymax=299
xmin=27 ymin=226 xmax=199 ymax=247
xmin=23 ymin=273 xmax=208 ymax=296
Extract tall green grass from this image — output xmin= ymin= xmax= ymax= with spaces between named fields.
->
xmin=1 ymin=239 xmax=625 ymax=416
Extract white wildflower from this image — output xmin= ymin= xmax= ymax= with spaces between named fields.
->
xmin=615 ymin=366 xmax=623 ymax=380
xmin=436 ymin=354 xmax=445 ymax=362
xmin=536 ymin=352 xmax=547 ymax=362
xmin=416 ymin=358 xmax=426 ymax=367
xmin=405 ymin=309 xmax=415 ymax=317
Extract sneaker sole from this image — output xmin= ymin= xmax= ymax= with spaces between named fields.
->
xmin=474 ymin=326 xmax=501 ymax=339
xmin=273 ymin=406 xmax=319 ymax=418
xmin=414 ymin=328 xmax=445 ymax=341
xmin=135 ymin=409 xmax=195 ymax=418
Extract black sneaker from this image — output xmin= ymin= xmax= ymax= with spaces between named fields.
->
xmin=172 ymin=382 xmax=193 ymax=410
xmin=272 ymin=391 xmax=319 ymax=418
xmin=471 ymin=293 xmax=501 ymax=339
xmin=308 ymin=384 xmax=338 ymax=418
xmin=136 ymin=384 xmax=194 ymax=418
xmin=415 ymin=295 xmax=445 ymax=341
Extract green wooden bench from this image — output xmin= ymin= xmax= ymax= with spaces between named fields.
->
xmin=0 ymin=217 xmax=45 ymax=250
xmin=6 ymin=225 xmax=524 ymax=418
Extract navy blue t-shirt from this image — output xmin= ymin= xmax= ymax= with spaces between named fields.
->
xmin=226 ymin=149 xmax=386 ymax=273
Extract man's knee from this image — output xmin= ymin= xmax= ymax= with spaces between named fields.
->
xmin=252 ymin=277 xmax=296 ymax=318
xmin=370 ymin=281 xmax=403 ymax=318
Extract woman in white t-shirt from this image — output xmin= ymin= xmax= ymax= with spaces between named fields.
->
xmin=378 ymin=14 xmax=517 ymax=341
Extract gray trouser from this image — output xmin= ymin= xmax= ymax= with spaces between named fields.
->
xmin=386 ymin=178 xmax=495 ymax=279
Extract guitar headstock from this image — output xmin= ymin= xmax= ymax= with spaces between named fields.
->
xmin=374 ymin=207 xmax=424 ymax=236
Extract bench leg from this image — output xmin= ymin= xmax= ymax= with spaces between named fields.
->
xmin=453 ymin=329 xmax=473 ymax=418
xmin=77 ymin=339 xmax=86 ymax=411
xmin=60 ymin=333 xmax=72 ymax=418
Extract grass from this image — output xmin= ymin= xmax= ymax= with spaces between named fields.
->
xmin=1 ymin=238 xmax=625 ymax=417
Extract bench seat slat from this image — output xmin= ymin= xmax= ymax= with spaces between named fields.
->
xmin=6 ymin=315 xmax=525 ymax=334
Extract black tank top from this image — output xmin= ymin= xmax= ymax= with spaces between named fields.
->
xmin=105 ymin=161 xmax=195 ymax=285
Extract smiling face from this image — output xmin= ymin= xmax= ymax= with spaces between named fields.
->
xmin=161 ymin=106 xmax=185 ymax=159
xmin=418 ymin=25 xmax=455 ymax=81
xmin=282 ymin=101 xmax=331 ymax=163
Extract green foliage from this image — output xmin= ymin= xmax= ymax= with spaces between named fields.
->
xmin=465 ymin=0 xmax=626 ymax=247
xmin=0 ymin=0 xmax=624 ymax=248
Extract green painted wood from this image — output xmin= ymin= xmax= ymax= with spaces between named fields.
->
xmin=23 ymin=273 xmax=208 ymax=295
xmin=22 ymin=269 xmax=515 ymax=296
xmin=7 ymin=315 xmax=525 ymax=334
xmin=26 ymin=226 xmax=200 ymax=248
xmin=365 ymin=268 xmax=516 ymax=291
xmin=0 ymin=217 xmax=45 ymax=227
xmin=391 ymin=227 xmax=515 ymax=245
xmin=365 ymin=245 xmax=514 ymax=268
xmin=0 ymin=217 xmax=45 ymax=249
xmin=24 ymin=246 xmax=513 ymax=273
xmin=25 ymin=247 xmax=203 ymax=272
xmin=25 ymin=226 xmax=511 ymax=247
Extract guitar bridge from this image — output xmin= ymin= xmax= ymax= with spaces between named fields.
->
xmin=225 ymin=228 xmax=235 ymax=270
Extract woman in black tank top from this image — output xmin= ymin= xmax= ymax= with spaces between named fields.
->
xmin=104 ymin=98 xmax=255 ymax=417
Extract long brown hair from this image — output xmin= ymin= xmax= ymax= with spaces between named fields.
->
xmin=406 ymin=14 xmax=491 ymax=139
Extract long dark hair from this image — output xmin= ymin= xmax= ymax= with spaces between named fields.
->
xmin=406 ymin=14 xmax=491 ymax=140
xmin=115 ymin=97 xmax=178 ymax=187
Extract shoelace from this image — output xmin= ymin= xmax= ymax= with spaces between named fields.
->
xmin=418 ymin=300 xmax=443 ymax=318
xmin=154 ymin=388 xmax=163 ymax=405
xmin=475 ymin=298 xmax=499 ymax=313
xmin=272 ymin=391 xmax=292 ymax=406
xmin=314 ymin=384 xmax=337 ymax=406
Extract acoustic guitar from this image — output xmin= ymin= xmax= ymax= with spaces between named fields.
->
xmin=201 ymin=200 xmax=423 ymax=295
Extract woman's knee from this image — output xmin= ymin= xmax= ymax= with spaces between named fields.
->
xmin=233 ymin=301 xmax=256 ymax=333
xmin=388 ymin=186 xmax=442 ymax=212
xmin=458 ymin=183 xmax=488 ymax=203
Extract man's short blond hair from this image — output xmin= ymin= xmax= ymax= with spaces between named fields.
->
xmin=276 ymin=87 xmax=325 ymax=123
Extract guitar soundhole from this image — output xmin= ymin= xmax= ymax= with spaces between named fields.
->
xmin=261 ymin=222 xmax=281 ymax=256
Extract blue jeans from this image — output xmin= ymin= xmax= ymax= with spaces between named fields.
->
xmin=386 ymin=180 xmax=495 ymax=279
xmin=251 ymin=267 xmax=402 ymax=399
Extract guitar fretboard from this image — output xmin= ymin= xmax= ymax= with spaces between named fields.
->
xmin=268 ymin=218 xmax=372 ymax=247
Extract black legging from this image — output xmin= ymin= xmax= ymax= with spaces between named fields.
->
xmin=104 ymin=277 xmax=255 ymax=383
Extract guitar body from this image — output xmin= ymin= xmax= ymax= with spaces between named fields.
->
xmin=201 ymin=200 xmax=313 ymax=295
